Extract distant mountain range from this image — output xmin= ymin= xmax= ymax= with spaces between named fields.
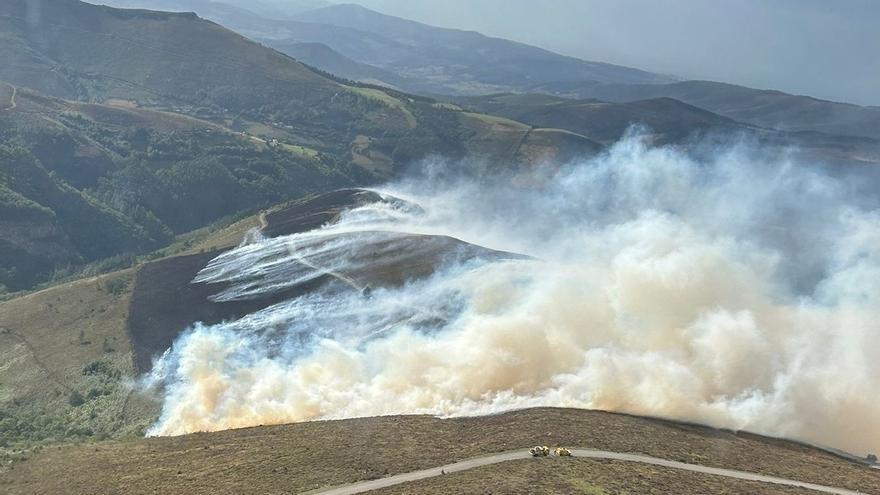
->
xmin=452 ymin=93 xmax=880 ymax=173
xmin=85 ymin=0 xmax=880 ymax=142
xmin=89 ymin=0 xmax=675 ymax=93
xmin=530 ymin=80 xmax=880 ymax=141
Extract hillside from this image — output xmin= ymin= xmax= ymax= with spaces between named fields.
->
xmin=0 ymin=202 xmax=269 ymax=458
xmin=532 ymin=80 xmax=880 ymax=141
xmin=3 ymin=188 xmax=879 ymax=491
xmin=291 ymin=4 xmax=674 ymax=91
xmin=0 ymin=0 xmax=601 ymax=292
xmin=456 ymin=94 xmax=743 ymax=145
xmin=267 ymin=40 xmax=407 ymax=88
xmin=1 ymin=0 xmax=595 ymax=163
xmin=94 ymin=0 xmax=329 ymax=19
xmin=80 ymin=0 xmax=880 ymax=147
xmin=0 ymin=0 xmax=379 ymax=153
xmin=0 ymin=85 xmax=342 ymax=292
xmin=2 ymin=408 xmax=878 ymax=494
xmin=451 ymin=92 xmax=880 ymax=172
xmin=86 ymin=0 xmax=674 ymax=96
xmin=0 ymin=188 xmax=523 ymax=456
xmin=79 ymin=0 xmax=880 ymax=145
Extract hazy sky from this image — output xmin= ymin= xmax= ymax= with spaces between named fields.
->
xmin=349 ymin=0 xmax=880 ymax=106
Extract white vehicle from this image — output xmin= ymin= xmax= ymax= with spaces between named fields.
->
xmin=529 ymin=446 xmax=550 ymax=457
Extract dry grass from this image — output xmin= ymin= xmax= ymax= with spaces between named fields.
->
xmin=0 ymin=270 xmax=134 ymax=406
xmin=163 ymin=213 xmax=262 ymax=258
xmin=0 ymin=209 xmax=263 ymax=460
xmin=2 ymin=408 xmax=877 ymax=494
xmin=0 ymin=269 xmax=158 ymax=459
xmin=458 ymin=112 xmax=531 ymax=166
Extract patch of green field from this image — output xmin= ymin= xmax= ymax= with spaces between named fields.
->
xmin=431 ymin=102 xmax=462 ymax=111
xmin=280 ymin=142 xmax=320 ymax=158
xmin=460 ymin=111 xmax=530 ymax=130
xmin=347 ymin=86 xmax=417 ymax=128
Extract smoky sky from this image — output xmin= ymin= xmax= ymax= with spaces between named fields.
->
xmin=350 ymin=0 xmax=880 ymax=106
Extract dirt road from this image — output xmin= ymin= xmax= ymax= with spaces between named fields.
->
xmin=306 ymin=448 xmax=870 ymax=495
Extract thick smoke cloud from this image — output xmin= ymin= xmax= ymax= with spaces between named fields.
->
xmin=145 ymin=136 xmax=880 ymax=456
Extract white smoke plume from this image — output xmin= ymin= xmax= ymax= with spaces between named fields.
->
xmin=145 ymin=135 xmax=880 ymax=456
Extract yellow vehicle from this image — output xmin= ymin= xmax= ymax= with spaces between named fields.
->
xmin=529 ymin=445 xmax=550 ymax=457
xmin=554 ymin=447 xmax=572 ymax=457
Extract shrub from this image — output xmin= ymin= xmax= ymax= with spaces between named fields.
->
xmin=68 ymin=391 xmax=85 ymax=407
xmin=82 ymin=360 xmax=114 ymax=377
xmin=104 ymin=276 xmax=128 ymax=295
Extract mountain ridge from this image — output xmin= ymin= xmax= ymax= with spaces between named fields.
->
xmin=531 ymin=79 xmax=880 ymax=140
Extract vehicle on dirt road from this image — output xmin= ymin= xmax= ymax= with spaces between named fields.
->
xmin=529 ymin=446 xmax=550 ymax=457
xmin=554 ymin=447 xmax=572 ymax=457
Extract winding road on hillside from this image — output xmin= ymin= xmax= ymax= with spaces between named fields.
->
xmin=306 ymin=448 xmax=872 ymax=495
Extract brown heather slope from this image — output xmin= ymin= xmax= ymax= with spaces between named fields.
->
xmin=126 ymin=188 xmax=522 ymax=372
xmin=2 ymin=408 xmax=878 ymax=494
xmin=126 ymin=189 xmax=387 ymax=372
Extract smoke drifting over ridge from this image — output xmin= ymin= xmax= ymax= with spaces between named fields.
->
xmin=145 ymin=135 xmax=880 ymax=455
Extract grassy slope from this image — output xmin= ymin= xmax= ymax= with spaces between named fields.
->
xmin=0 ymin=270 xmax=154 ymax=450
xmin=1 ymin=408 xmax=877 ymax=494
xmin=457 ymin=94 xmax=742 ymax=145
xmin=453 ymin=93 xmax=880 ymax=171
xmin=0 ymin=207 xmax=263 ymax=460
xmin=0 ymin=86 xmax=345 ymax=290
xmin=273 ymin=41 xmax=406 ymax=88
